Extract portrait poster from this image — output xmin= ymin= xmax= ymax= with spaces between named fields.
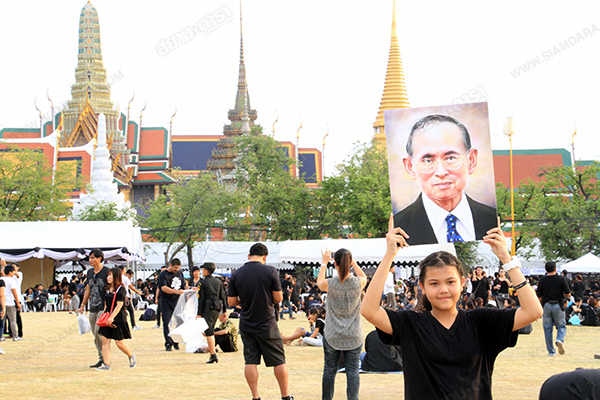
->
xmin=384 ymin=102 xmax=497 ymax=246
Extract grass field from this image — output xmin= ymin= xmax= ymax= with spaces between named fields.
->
xmin=0 ymin=311 xmax=598 ymax=399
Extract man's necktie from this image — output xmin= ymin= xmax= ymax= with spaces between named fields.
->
xmin=445 ymin=214 xmax=464 ymax=243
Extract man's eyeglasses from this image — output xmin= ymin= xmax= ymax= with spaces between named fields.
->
xmin=412 ymin=150 xmax=470 ymax=173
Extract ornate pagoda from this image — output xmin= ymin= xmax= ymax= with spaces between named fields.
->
xmin=373 ymin=0 xmax=410 ymax=144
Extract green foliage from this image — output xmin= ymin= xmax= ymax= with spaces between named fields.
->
xmin=231 ymin=129 xmax=320 ymax=241
xmin=531 ymin=163 xmax=600 ymax=261
xmin=73 ymin=200 xmax=135 ymax=222
xmin=0 ymin=146 xmax=77 ymax=221
xmin=319 ymin=142 xmax=391 ymax=238
xmin=142 ymin=173 xmax=235 ymax=264
xmin=454 ymin=241 xmax=482 ymax=271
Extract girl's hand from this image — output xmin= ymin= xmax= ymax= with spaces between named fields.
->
xmin=483 ymin=218 xmax=511 ymax=264
xmin=107 ymin=316 xmax=115 ymax=327
xmin=386 ymin=213 xmax=409 ymax=255
xmin=321 ymin=249 xmax=332 ymax=265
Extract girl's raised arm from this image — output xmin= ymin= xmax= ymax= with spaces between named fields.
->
xmin=361 ymin=214 xmax=409 ymax=335
xmin=317 ymin=249 xmax=331 ymax=292
xmin=483 ymin=222 xmax=543 ymax=331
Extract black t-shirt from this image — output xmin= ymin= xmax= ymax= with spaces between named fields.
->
xmin=378 ymin=308 xmax=518 ymax=400
xmin=362 ymin=330 xmax=403 ymax=372
xmin=536 ymin=274 xmax=570 ymax=305
xmin=86 ymin=267 xmax=109 ymax=313
xmin=157 ymin=269 xmax=186 ymax=305
xmin=228 ymin=261 xmax=281 ymax=334
xmin=493 ymin=278 xmax=510 ymax=295
xmin=0 ymin=279 xmax=5 ymax=289
xmin=472 ymin=276 xmax=490 ymax=299
xmin=281 ymin=279 xmax=291 ymax=300
xmin=315 ymin=318 xmax=325 ymax=337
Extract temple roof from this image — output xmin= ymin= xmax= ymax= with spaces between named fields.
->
xmin=373 ymin=0 xmax=409 ymax=142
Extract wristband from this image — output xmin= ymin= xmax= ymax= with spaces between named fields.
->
xmin=502 ymin=256 xmax=521 ymax=273
xmin=513 ymin=280 xmax=528 ymax=290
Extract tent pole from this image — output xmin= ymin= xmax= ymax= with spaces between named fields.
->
xmin=40 ymin=259 xmax=44 ymax=284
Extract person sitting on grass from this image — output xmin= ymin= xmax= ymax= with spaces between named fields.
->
xmin=280 ymin=306 xmax=325 ymax=346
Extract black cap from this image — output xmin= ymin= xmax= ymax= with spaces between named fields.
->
xmin=201 ymin=262 xmax=216 ymax=274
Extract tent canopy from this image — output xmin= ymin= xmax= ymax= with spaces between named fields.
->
xmin=560 ymin=253 xmax=600 ymax=274
xmin=0 ymin=221 xmax=145 ymax=264
xmin=143 ymin=239 xmax=456 ymax=271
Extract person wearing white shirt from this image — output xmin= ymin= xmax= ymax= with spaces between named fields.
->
xmin=383 ymin=266 xmax=397 ymax=310
xmin=1 ymin=265 xmax=21 ymax=341
xmin=120 ymin=266 xmax=142 ymax=331
xmin=12 ymin=264 xmax=23 ymax=338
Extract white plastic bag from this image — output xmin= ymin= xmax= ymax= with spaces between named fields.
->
xmin=169 ymin=318 xmax=208 ymax=343
xmin=185 ymin=333 xmax=208 ymax=353
xmin=168 ymin=289 xmax=199 ymax=331
xmin=78 ymin=313 xmax=91 ymax=335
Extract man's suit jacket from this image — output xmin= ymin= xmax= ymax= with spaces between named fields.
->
xmin=393 ymin=193 xmax=497 ymax=245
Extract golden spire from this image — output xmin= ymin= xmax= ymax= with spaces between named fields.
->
xmin=373 ymin=0 xmax=409 ymax=143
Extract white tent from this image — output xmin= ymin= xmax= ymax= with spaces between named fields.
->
xmin=0 ymin=221 xmax=145 ymax=288
xmin=560 ymin=253 xmax=600 ymax=274
xmin=142 ymin=239 xmax=455 ymax=272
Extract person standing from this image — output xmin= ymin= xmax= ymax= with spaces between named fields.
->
xmin=95 ymin=267 xmax=136 ymax=370
xmin=153 ymin=265 xmax=167 ymax=329
xmin=119 ymin=266 xmax=142 ymax=331
xmin=471 ymin=266 xmax=490 ymax=302
xmin=188 ymin=266 xmax=202 ymax=289
xmin=78 ymin=249 xmax=109 ymax=368
xmin=0 ymin=265 xmax=4 ymax=354
xmin=1 ymin=265 xmax=21 ymax=341
xmin=197 ymin=262 xmax=227 ymax=364
xmin=383 ymin=266 xmax=397 ymax=310
xmin=157 ymin=258 xmax=186 ymax=351
xmin=317 ymin=249 xmax=367 ymax=400
xmin=11 ymin=263 xmax=24 ymax=339
xmin=280 ymin=273 xmax=295 ymax=320
xmin=228 ymin=243 xmax=292 ymax=400
xmin=537 ymin=261 xmax=571 ymax=356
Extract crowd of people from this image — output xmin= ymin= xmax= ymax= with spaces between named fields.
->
xmin=3 ymin=226 xmax=600 ymax=398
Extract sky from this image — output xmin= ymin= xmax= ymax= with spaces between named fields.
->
xmin=1 ymin=0 xmax=599 ymax=176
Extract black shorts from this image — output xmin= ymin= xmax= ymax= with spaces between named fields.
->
xmin=241 ymin=327 xmax=286 ymax=367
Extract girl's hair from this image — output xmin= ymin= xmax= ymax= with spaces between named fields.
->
xmin=108 ymin=267 xmax=123 ymax=292
xmin=334 ymin=248 xmax=352 ymax=282
xmin=309 ymin=305 xmax=325 ymax=319
xmin=416 ymin=251 xmax=464 ymax=312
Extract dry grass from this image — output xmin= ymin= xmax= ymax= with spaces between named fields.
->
xmin=0 ymin=311 xmax=598 ymax=400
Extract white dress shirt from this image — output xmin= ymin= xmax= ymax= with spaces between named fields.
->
xmin=422 ymin=193 xmax=476 ymax=243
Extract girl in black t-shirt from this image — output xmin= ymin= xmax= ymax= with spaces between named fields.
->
xmin=361 ymin=215 xmax=543 ymax=400
xmin=95 ymin=267 xmax=136 ymax=371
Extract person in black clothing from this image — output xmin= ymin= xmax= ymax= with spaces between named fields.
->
xmin=471 ymin=266 xmax=490 ymax=302
xmin=536 ymin=261 xmax=571 ymax=356
xmin=228 ymin=243 xmax=292 ymax=400
xmin=493 ymin=267 xmax=511 ymax=310
xmin=572 ymin=274 xmax=585 ymax=300
xmin=581 ymin=297 xmax=600 ymax=326
xmin=279 ymin=273 xmax=295 ymax=320
xmin=32 ymin=284 xmax=49 ymax=312
xmin=95 ymin=267 xmax=136 ymax=370
xmin=157 ymin=258 xmax=187 ymax=351
xmin=197 ymin=262 xmax=227 ymax=364
xmin=361 ymin=330 xmax=403 ymax=372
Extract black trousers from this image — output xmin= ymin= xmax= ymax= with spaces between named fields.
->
xmin=126 ymin=300 xmax=137 ymax=327
xmin=160 ymin=300 xmax=177 ymax=347
xmin=215 ymin=332 xmax=236 ymax=352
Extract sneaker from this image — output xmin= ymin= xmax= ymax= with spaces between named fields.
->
xmin=13 ymin=336 xmax=22 ymax=341
xmin=90 ymin=360 xmax=103 ymax=368
xmin=556 ymin=341 xmax=565 ymax=355
xmin=0 ymin=347 xmax=5 ymax=354
xmin=152 ymin=325 xmax=160 ymax=329
xmin=165 ymin=345 xmax=172 ymax=352
xmin=0 ymin=337 xmax=5 ymax=342
xmin=129 ymin=354 xmax=136 ymax=368
xmin=132 ymin=326 xmax=142 ymax=331
xmin=548 ymin=353 xmax=556 ymax=356
xmin=95 ymin=363 xmax=111 ymax=371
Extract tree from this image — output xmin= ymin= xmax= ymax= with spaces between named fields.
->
xmin=319 ymin=142 xmax=391 ymax=238
xmin=72 ymin=200 xmax=136 ymax=222
xmin=0 ymin=146 xmax=77 ymax=221
xmin=531 ymin=163 xmax=600 ymax=261
xmin=142 ymin=173 xmax=235 ymax=265
xmin=231 ymin=129 xmax=318 ymax=241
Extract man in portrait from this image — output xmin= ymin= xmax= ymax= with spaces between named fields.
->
xmin=392 ymin=113 xmax=497 ymax=245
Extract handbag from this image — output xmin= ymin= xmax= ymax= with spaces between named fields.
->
xmin=96 ymin=286 xmax=122 ymax=327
